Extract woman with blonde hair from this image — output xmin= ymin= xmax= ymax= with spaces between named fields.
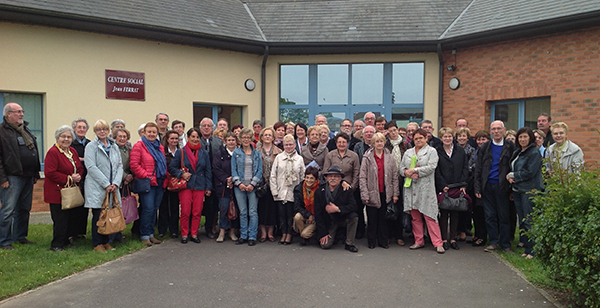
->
xmin=256 ymin=127 xmax=282 ymax=242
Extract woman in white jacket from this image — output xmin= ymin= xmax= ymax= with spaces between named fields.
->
xmin=547 ymin=122 xmax=584 ymax=174
xmin=270 ymin=134 xmax=305 ymax=245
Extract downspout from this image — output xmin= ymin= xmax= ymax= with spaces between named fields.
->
xmin=261 ymin=45 xmax=269 ymax=125
xmin=436 ymin=43 xmax=444 ymax=130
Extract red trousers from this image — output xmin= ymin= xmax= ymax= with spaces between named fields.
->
xmin=179 ymin=189 xmax=205 ymax=237
xmin=410 ymin=209 xmax=443 ymax=247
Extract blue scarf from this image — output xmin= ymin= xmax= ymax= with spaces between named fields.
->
xmin=142 ymin=136 xmax=167 ymax=179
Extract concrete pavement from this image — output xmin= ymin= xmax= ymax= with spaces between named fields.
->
xmin=0 ymin=232 xmax=556 ymax=308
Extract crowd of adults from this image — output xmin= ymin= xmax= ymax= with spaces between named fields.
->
xmin=0 ymin=104 xmax=584 ymax=257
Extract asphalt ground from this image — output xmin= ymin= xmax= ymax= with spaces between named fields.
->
xmin=2 ymin=214 xmax=555 ymax=308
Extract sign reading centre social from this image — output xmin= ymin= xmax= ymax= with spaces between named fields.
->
xmin=105 ymin=70 xmax=145 ymax=101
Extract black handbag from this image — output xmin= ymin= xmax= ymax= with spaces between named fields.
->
xmin=439 ymin=191 xmax=469 ymax=212
xmin=402 ymin=211 xmax=412 ymax=233
xmin=385 ymin=201 xmax=400 ymax=220
xmin=133 ymin=168 xmax=156 ymax=194
xmin=254 ymin=181 xmax=270 ymax=198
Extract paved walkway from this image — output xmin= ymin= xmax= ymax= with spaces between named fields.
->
xmin=0 ymin=224 xmax=555 ymax=308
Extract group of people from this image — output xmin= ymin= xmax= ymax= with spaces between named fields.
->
xmin=0 ymin=104 xmax=584 ymax=257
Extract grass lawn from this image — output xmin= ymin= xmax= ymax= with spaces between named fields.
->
xmin=0 ymin=223 xmax=146 ymax=300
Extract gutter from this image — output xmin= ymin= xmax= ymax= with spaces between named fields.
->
xmin=261 ymin=45 xmax=269 ymax=125
xmin=436 ymin=44 xmax=444 ymax=131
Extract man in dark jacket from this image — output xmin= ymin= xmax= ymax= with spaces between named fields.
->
xmin=200 ymin=117 xmax=223 ymax=239
xmin=314 ymin=165 xmax=358 ymax=253
xmin=473 ymin=120 xmax=516 ymax=254
xmin=0 ymin=103 xmax=41 ymax=250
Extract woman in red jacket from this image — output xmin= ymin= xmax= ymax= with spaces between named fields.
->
xmin=44 ymin=125 xmax=84 ymax=251
xmin=130 ymin=122 xmax=167 ymax=246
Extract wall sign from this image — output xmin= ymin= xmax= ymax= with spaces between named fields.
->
xmin=105 ymin=70 xmax=145 ymax=101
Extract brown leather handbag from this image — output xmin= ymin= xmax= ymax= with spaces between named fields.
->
xmin=97 ymin=191 xmax=126 ymax=235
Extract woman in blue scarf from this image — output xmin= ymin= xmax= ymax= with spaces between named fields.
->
xmin=131 ymin=122 xmax=167 ymax=246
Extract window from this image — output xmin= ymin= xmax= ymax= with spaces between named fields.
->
xmin=0 ymin=92 xmax=44 ymax=164
xmin=491 ymin=97 xmax=551 ymax=131
xmin=279 ymin=62 xmax=425 ymax=132
xmin=193 ymin=104 xmax=243 ymax=129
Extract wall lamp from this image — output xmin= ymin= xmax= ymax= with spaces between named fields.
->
xmin=446 ymin=65 xmax=457 ymax=71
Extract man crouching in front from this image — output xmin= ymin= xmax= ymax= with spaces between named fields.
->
xmin=314 ymin=165 xmax=358 ymax=253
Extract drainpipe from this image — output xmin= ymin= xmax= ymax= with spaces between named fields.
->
xmin=261 ymin=45 xmax=269 ymax=125
xmin=436 ymin=43 xmax=444 ymax=129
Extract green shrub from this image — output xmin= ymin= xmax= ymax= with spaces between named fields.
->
xmin=531 ymin=164 xmax=600 ymax=308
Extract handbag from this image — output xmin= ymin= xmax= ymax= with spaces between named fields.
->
xmin=402 ymin=211 xmax=412 ymax=233
xmin=385 ymin=201 xmax=400 ymax=220
xmin=133 ymin=168 xmax=155 ymax=194
xmin=167 ymin=150 xmax=188 ymax=192
xmin=97 ymin=191 xmax=127 ymax=235
xmin=61 ymin=175 xmax=85 ymax=210
xmin=254 ymin=181 xmax=270 ymax=198
xmin=227 ymin=189 xmax=238 ymax=220
xmin=439 ymin=191 xmax=469 ymax=212
xmin=121 ymin=185 xmax=139 ymax=224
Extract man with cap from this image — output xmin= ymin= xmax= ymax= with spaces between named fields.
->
xmin=314 ymin=165 xmax=359 ymax=253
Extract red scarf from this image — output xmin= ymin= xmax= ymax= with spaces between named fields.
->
xmin=184 ymin=143 xmax=201 ymax=172
xmin=303 ymin=180 xmax=319 ymax=215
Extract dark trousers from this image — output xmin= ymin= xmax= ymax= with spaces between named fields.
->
xmin=366 ymin=192 xmax=389 ymax=246
xmin=472 ymin=203 xmax=487 ymax=240
xmin=202 ymin=193 xmax=218 ymax=234
xmin=439 ymin=209 xmax=459 ymax=241
xmin=258 ymin=194 xmax=278 ymax=226
xmin=158 ymin=190 xmax=180 ymax=236
xmin=388 ymin=183 xmax=405 ymax=240
xmin=277 ymin=201 xmax=294 ymax=234
xmin=513 ymin=191 xmax=535 ymax=255
xmin=321 ymin=213 xmax=358 ymax=249
xmin=71 ymin=206 xmax=89 ymax=236
xmin=482 ymin=182 xmax=511 ymax=248
xmin=91 ymin=208 xmax=109 ymax=247
xmin=509 ymin=199 xmax=517 ymax=241
xmin=50 ymin=203 xmax=75 ymax=248
xmin=353 ymin=189 xmax=366 ymax=236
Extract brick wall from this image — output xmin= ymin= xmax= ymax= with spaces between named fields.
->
xmin=31 ymin=179 xmax=47 ymax=212
xmin=442 ymin=26 xmax=600 ymax=165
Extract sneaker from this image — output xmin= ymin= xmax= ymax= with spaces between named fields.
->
xmin=216 ymin=234 xmax=225 ymax=243
xmin=149 ymin=237 xmax=162 ymax=244
xmin=104 ymin=243 xmax=116 ymax=251
xmin=484 ymin=244 xmax=500 ymax=252
xmin=141 ymin=239 xmax=152 ymax=247
xmin=93 ymin=245 xmax=107 ymax=252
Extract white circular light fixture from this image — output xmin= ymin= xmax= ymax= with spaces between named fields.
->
xmin=244 ymin=79 xmax=255 ymax=91
xmin=449 ymin=77 xmax=460 ymax=90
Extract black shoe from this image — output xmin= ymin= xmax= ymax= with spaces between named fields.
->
xmin=191 ymin=237 xmax=201 ymax=244
xmin=345 ymin=244 xmax=358 ymax=253
xmin=284 ymin=240 xmax=292 ymax=245
xmin=171 ymin=233 xmax=178 ymax=239
xmin=355 ymin=233 xmax=364 ymax=240
xmin=368 ymin=243 xmax=376 ymax=249
xmin=236 ymin=238 xmax=248 ymax=245
xmin=450 ymin=242 xmax=460 ymax=250
xmin=50 ymin=247 xmax=63 ymax=252
xmin=181 ymin=237 xmax=188 ymax=244
xmin=206 ymin=232 xmax=216 ymax=239
xmin=299 ymin=239 xmax=308 ymax=247
xmin=443 ymin=242 xmax=450 ymax=250
xmin=379 ymin=244 xmax=389 ymax=249
xmin=248 ymin=240 xmax=256 ymax=246
xmin=278 ymin=241 xmax=286 ymax=245
xmin=1 ymin=245 xmax=14 ymax=250
xmin=19 ymin=239 xmax=35 ymax=245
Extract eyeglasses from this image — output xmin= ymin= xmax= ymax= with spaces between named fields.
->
xmin=9 ymin=110 xmax=24 ymax=114
xmin=96 ymin=128 xmax=109 ymax=132
xmin=157 ymin=118 xmax=169 ymax=122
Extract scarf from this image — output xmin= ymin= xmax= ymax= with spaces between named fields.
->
xmin=142 ymin=136 xmax=167 ymax=179
xmin=184 ymin=142 xmax=201 ymax=172
xmin=6 ymin=120 xmax=34 ymax=150
xmin=325 ymin=182 xmax=341 ymax=205
xmin=283 ymin=151 xmax=298 ymax=186
xmin=303 ymin=180 xmax=319 ymax=215
xmin=55 ymin=144 xmax=76 ymax=173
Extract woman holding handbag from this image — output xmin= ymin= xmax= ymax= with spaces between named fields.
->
xmin=435 ymin=127 xmax=471 ymax=251
xmin=359 ymin=132 xmax=399 ymax=249
xmin=130 ymin=122 xmax=167 ymax=247
xmin=158 ymin=130 xmax=181 ymax=239
xmin=213 ymin=132 xmax=239 ymax=242
xmin=110 ymin=128 xmax=134 ymax=245
xmin=168 ymin=128 xmax=212 ymax=244
xmin=256 ymin=127 xmax=281 ymax=242
xmin=84 ymin=120 xmax=123 ymax=252
xmin=44 ymin=125 xmax=84 ymax=251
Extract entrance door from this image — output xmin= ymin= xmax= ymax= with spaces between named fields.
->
xmin=193 ymin=104 xmax=243 ymax=130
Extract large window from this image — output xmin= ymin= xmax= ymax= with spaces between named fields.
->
xmin=491 ymin=97 xmax=551 ymax=131
xmin=279 ymin=63 xmax=424 ymax=132
xmin=0 ymin=92 xmax=44 ymax=164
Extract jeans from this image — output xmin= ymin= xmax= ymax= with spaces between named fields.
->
xmin=218 ymin=197 xmax=232 ymax=230
xmin=234 ymin=187 xmax=258 ymax=240
xmin=482 ymin=182 xmax=511 ymax=248
xmin=139 ymin=184 xmax=165 ymax=240
xmin=513 ymin=191 xmax=535 ymax=255
xmin=0 ymin=175 xmax=34 ymax=246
